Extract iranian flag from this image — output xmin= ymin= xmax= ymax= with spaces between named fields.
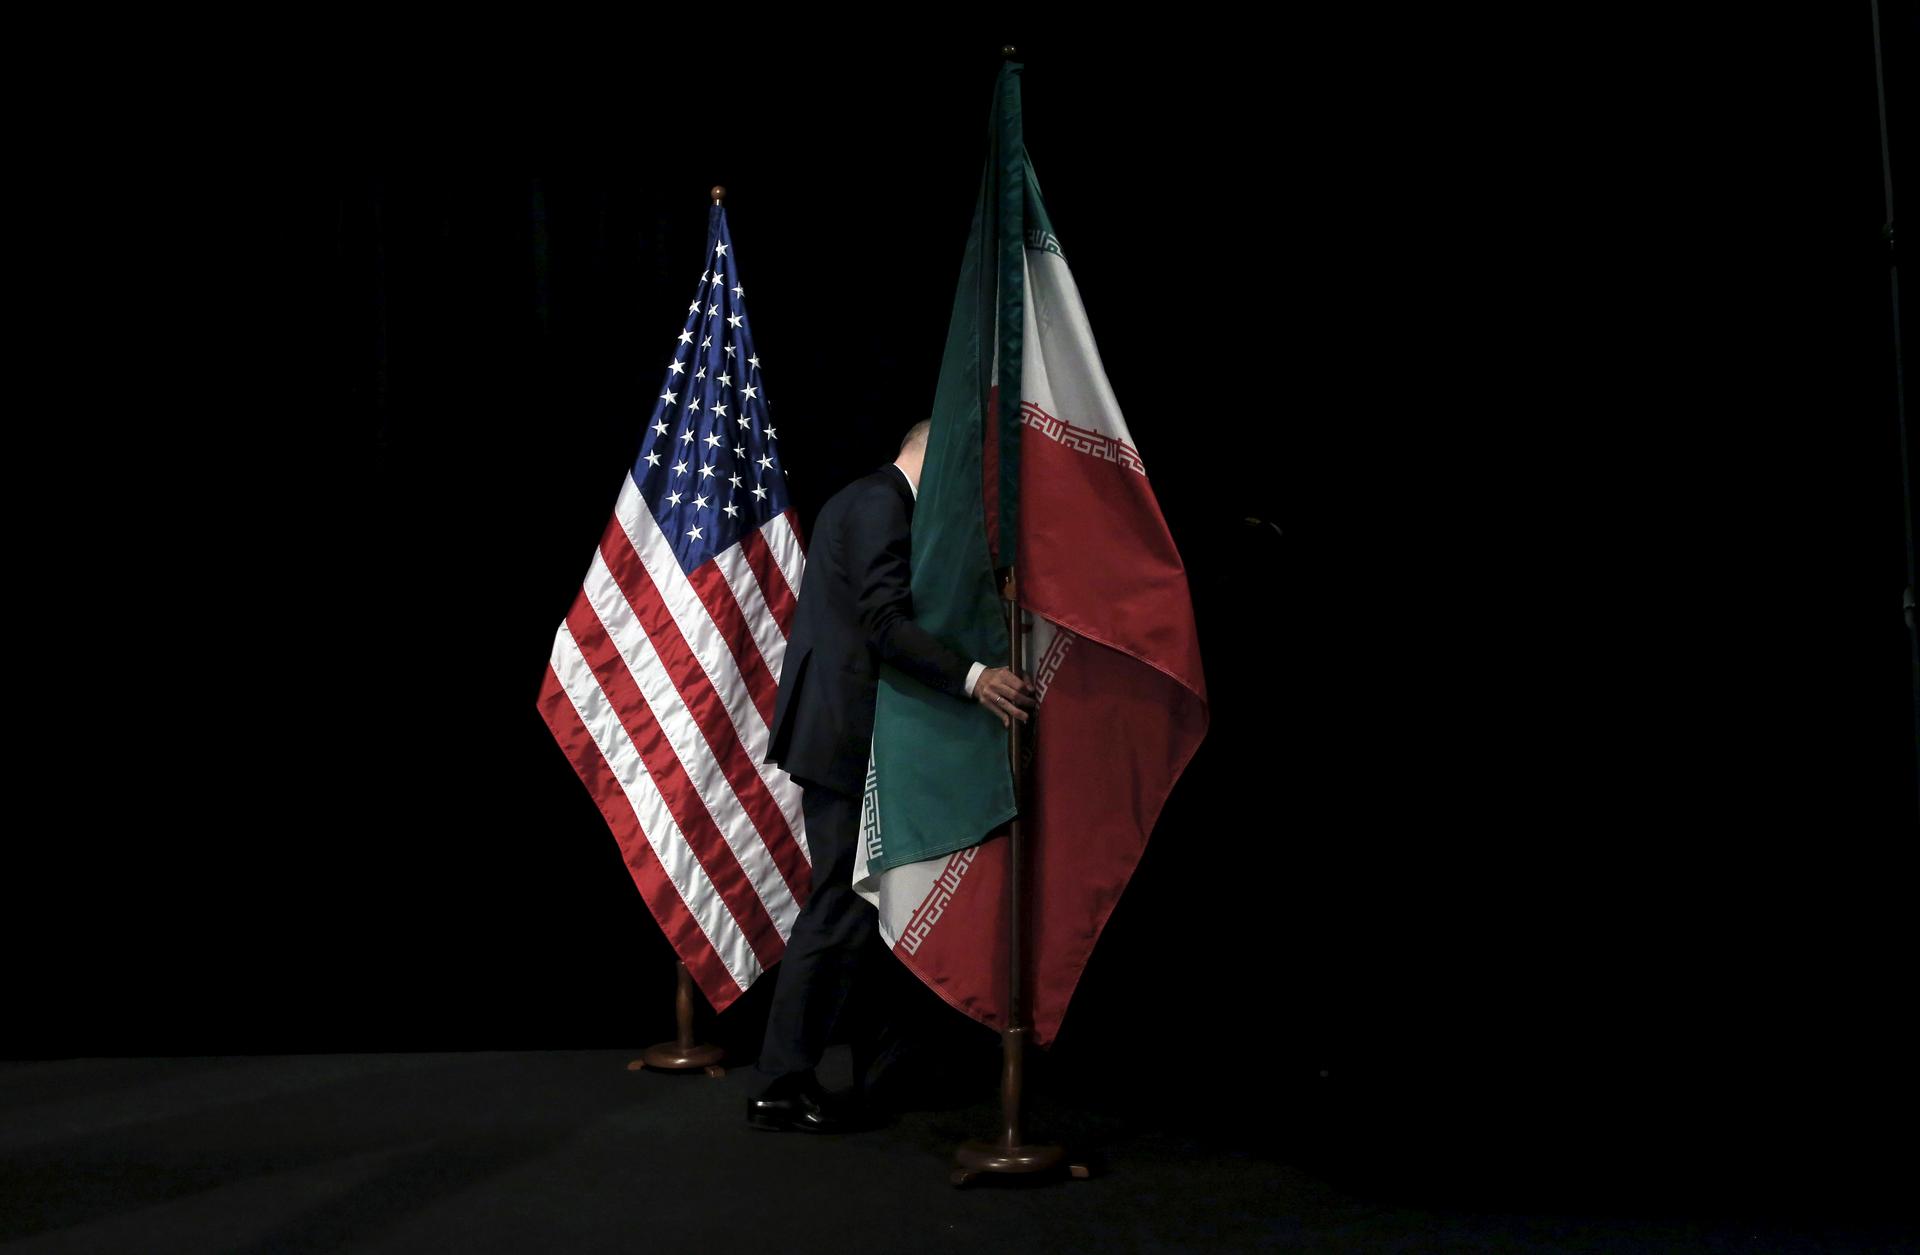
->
xmin=853 ymin=61 xmax=1208 ymax=1046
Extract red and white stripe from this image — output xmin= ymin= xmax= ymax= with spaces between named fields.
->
xmin=537 ymin=473 xmax=810 ymax=1011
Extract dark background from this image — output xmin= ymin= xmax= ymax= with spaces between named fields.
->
xmin=17 ymin=13 xmax=1917 ymax=1222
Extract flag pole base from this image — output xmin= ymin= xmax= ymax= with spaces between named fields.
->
xmin=951 ymin=1140 xmax=1087 ymax=1186
xmin=630 ymin=1043 xmax=726 ymax=1076
xmin=627 ymin=961 xmax=727 ymax=1077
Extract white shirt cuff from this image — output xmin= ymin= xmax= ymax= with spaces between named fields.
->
xmin=963 ymin=661 xmax=985 ymax=697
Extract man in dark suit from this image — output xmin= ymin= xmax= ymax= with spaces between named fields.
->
xmin=747 ymin=419 xmax=1035 ymax=1132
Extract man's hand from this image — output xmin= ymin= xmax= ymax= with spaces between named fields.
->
xmin=974 ymin=667 xmax=1037 ymax=727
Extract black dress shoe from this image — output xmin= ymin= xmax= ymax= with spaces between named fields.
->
xmin=746 ymin=1081 xmax=861 ymax=1133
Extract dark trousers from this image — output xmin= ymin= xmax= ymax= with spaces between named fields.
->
xmin=751 ymin=783 xmax=898 ymax=1098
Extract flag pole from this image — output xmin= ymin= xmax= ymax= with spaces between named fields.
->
xmin=952 ymin=566 xmax=1086 ymax=1184
xmin=951 ymin=48 xmax=1085 ymax=1183
xmin=629 ymin=184 xmax=749 ymax=1081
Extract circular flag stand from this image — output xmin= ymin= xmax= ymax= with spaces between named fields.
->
xmin=629 ymin=962 xmax=726 ymax=1078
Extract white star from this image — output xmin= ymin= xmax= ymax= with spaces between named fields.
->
xmin=715 ymin=241 xmax=729 ymax=256
xmin=727 ymin=313 xmax=743 ymax=329
xmin=694 ymin=366 xmax=706 ymax=380
xmin=741 ymin=384 xmax=758 ymax=400
xmin=732 ymin=283 xmax=744 ymax=298
xmin=687 ymin=525 xmax=704 ymax=540
xmin=712 ymin=403 xmax=728 ymax=418
xmin=680 ymin=428 xmax=695 ymax=443
xmin=666 ymin=490 xmax=683 ymax=506
xmin=646 ymin=451 xmax=662 ymax=467
xmin=733 ymin=444 xmax=746 ymax=458
xmin=701 ymin=335 xmax=712 ymax=349
xmin=707 ymin=304 xmax=719 ymax=318
xmin=737 ymin=415 xmax=751 ymax=429
xmin=724 ymin=502 xmax=739 ymax=518
xmin=668 ymin=359 xmax=686 ymax=376
xmin=673 ymin=460 xmax=688 ymax=475
xmin=678 ymin=329 xmax=694 ymax=345
xmin=718 ymin=372 xmax=732 ymax=386
xmin=704 ymin=431 xmax=723 ymax=448
xmin=701 ymin=270 xmax=711 ymax=284
xmin=728 ymin=473 xmax=742 ymax=488
xmin=660 ymin=389 xmax=677 ymax=406
xmin=653 ymin=418 xmax=669 ymax=436
xmin=699 ymin=463 xmax=716 ymax=478
xmin=687 ymin=301 xmax=699 ymax=314
xmin=724 ymin=343 xmax=736 ymax=357
xmin=752 ymin=484 xmax=768 ymax=500
xmin=758 ymin=454 xmax=775 ymax=470
xmin=688 ymin=397 xmax=701 ymax=413
xmin=764 ymin=425 xmax=777 ymax=440
xmin=694 ymin=494 xmax=709 ymax=509
xmin=749 ymin=354 xmax=760 ymax=368
xmin=710 ymin=271 xmax=721 ymax=285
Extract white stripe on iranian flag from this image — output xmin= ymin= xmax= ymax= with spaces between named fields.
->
xmin=614 ymin=475 xmax=807 ymax=845
xmin=853 ymin=753 xmax=936 ymax=949
xmin=854 ymin=832 xmax=953 ymax=952
xmin=1021 ymin=247 xmax=1143 ymax=459
xmin=581 ymin=549 xmax=802 ymax=934
xmin=548 ymin=619 xmax=763 ymax=989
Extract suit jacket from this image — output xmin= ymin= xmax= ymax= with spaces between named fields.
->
xmin=766 ymin=465 xmax=973 ymax=795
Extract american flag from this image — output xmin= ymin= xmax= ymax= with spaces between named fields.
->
xmin=537 ymin=203 xmax=810 ymax=1011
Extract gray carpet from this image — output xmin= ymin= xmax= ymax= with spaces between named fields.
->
xmin=0 ymin=1051 xmax=1907 ymax=1255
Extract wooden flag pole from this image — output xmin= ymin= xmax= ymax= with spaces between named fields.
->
xmin=953 ymin=569 xmax=1087 ymax=1184
xmin=630 ymin=185 xmax=739 ymax=1082
xmin=629 ymin=961 xmax=726 ymax=1077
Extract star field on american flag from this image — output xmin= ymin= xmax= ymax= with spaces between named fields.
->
xmin=636 ymin=218 xmax=789 ymax=572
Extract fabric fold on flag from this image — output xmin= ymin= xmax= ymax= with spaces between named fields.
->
xmin=856 ymin=62 xmax=1208 ymax=1046
xmin=538 ymin=204 xmax=810 ymax=1013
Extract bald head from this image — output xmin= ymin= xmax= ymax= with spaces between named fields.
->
xmin=893 ymin=419 xmax=932 ymax=492
xmin=898 ymin=419 xmax=932 ymax=456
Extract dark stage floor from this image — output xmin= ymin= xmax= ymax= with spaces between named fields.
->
xmin=0 ymin=1050 xmax=1908 ymax=1254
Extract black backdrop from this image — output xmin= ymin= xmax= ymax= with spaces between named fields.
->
xmin=17 ymin=17 xmax=1917 ymax=1214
